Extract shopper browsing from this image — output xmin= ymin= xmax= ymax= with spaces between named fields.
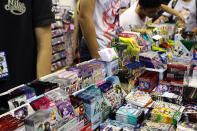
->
xmin=155 ymin=0 xmax=197 ymax=31
xmin=0 ymin=0 xmax=54 ymax=93
xmin=120 ymin=0 xmax=184 ymax=30
xmin=74 ymin=0 xmax=122 ymax=62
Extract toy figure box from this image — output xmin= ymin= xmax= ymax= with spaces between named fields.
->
xmin=25 ymin=110 xmax=51 ymax=131
xmin=116 ymin=105 xmax=144 ymax=126
xmin=138 ymin=71 xmax=159 ymax=93
xmin=76 ymin=85 xmax=105 ymax=130
xmin=0 ymin=114 xmax=24 ymax=131
xmin=70 ymin=95 xmax=91 ymax=126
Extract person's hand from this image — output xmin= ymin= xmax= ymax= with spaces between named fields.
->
xmin=153 ymin=19 xmax=160 ymax=24
xmin=177 ymin=14 xmax=185 ymax=25
xmin=192 ymin=27 xmax=197 ymax=35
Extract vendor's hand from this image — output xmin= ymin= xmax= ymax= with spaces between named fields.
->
xmin=177 ymin=14 xmax=185 ymax=24
xmin=192 ymin=27 xmax=197 ymax=35
xmin=153 ymin=19 xmax=160 ymax=24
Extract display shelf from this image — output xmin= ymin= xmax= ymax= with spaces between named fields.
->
xmin=145 ymin=67 xmax=166 ymax=80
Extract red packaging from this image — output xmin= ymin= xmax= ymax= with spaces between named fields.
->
xmin=81 ymin=122 xmax=92 ymax=131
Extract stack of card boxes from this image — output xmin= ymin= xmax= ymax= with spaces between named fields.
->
xmin=150 ymin=107 xmax=180 ymax=125
xmin=166 ymin=63 xmax=188 ymax=83
xmin=141 ymin=120 xmax=175 ymax=131
xmin=10 ymin=85 xmax=36 ymax=100
xmin=126 ymin=61 xmax=145 ymax=78
xmin=126 ymin=90 xmax=153 ymax=108
xmin=67 ymin=65 xmax=93 ymax=89
xmin=176 ymin=121 xmax=197 ymax=131
xmin=138 ymin=71 xmax=159 ymax=92
xmin=50 ymin=70 xmax=79 ymax=94
xmin=100 ymin=119 xmax=135 ymax=131
xmin=89 ymin=60 xmax=107 ymax=82
xmin=183 ymin=87 xmax=197 ymax=104
xmin=27 ymin=81 xmax=58 ymax=96
xmin=151 ymin=101 xmax=185 ymax=125
xmin=139 ymin=51 xmax=164 ymax=69
xmin=183 ymin=105 xmax=197 ymax=123
xmin=151 ymin=82 xmax=183 ymax=104
xmin=116 ymin=105 xmax=144 ymax=126
xmin=159 ymin=80 xmax=184 ymax=95
xmin=0 ymin=114 xmax=24 ymax=131
xmin=151 ymin=92 xmax=182 ymax=105
xmin=104 ymin=58 xmax=119 ymax=76
xmin=85 ymin=63 xmax=104 ymax=84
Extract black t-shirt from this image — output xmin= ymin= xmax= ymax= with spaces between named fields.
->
xmin=0 ymin=0 xmax=54 ymax=93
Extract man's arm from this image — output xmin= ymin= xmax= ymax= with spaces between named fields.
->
xmin=79 ymin=0 xmax=100 ymax=59
xmin=154 ymin=4 xmax=185 ymax=24
xmin=35 ymin=25 xmax=52 ymax=78
xmin=73 ymin=7 xmax=79 ymax=60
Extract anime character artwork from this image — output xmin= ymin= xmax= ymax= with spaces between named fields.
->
xmin=57 ymin=100 xmax=75 ymax=121
xmin=14 ymin=106 xmax=28 ymax=120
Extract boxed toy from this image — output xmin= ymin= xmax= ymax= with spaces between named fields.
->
xmin=0 ymin=114 xmax=24 ymax=131
xmin=151 ymin=92 xmax=182 ymax=105
xmin=150 ymin=107 xmax=181 ymax=125
xmin=125 ymin=61 xmax=145 ymax=78
xmin=30 ymin=96 xmax=56 ymax=111
xmin=25 ymin=110 xmax=51 ymax=131
xmin=105 ymin=75 xmax=127 ymax=100
xmin=177 ymin=122 xmax=197 ymax=131
xmin=111 ymin=35 xmax=140 ymax=69
xmin=126 ymin=90 xmax=153 ymax=108
xmin=138 ymin=71 xmax=159 ymax=92
xmin=100 ymin=119 xmax=135 ymax=131
xmin=56 ymin=117 xmax=78 ymax=131
xmin=139 ymin=51 xmax=165 ymax=69
xmin=70 ymin=95 xmax=90 ymax=126
xmin=104 ymin=58 xmax=119 ymax=76
xmin=10 ymin=103 xmax=35 ymax=121
xmin=141 ymin=120 xmax=175 ymax=131
xmin=183 ymin=105 xmax=197 ymax=123
xmin=151 ymin=101 xmax=185 ymax=125
xmin=76 ymin=85 xmax=104 ymax=130
xmin=27 ymin=81 xmax=58 ymax=96
xmin=56 ymin=96 xmax=76 ymax=122
xmin=116 ymin=105 xmax=144 ymax=126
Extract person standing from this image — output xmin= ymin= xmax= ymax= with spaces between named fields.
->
xmin=74 ymin=0 xmax=122 ymax=62
xmin=0 ymin=0 xmax=54 ymax=93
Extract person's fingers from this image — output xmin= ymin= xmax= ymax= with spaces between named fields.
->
xmin=192 ymin=28 xmax=197 ymax=34
xmin=153 ymin=19 xmax=160 ymax=24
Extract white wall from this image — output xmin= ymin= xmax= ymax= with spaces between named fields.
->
xmin=59 ymin=0 xmax=76 ymax=10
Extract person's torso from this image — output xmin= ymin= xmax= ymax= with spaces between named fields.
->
xmin=120 ymin=2 xmax=147 ymax=30
xmin=93 ymin=0 xmax=121 ymax=49
xmin=0 ymin=0 xmax=37 ymax=92
xmin=173 ymin=0 xmax=197 ymax=31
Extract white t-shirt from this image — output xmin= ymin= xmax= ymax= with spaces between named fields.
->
xmin=92 ymin=0 xmax=121 ymax=50
xmin=121 ymin=0 xmax=130 ymax=7
xmin=120 ymin=2 xmax=148 ymax=30
xmin=130 ymin=0 xmax=138 ymax=6
xmin=163 ymin=0 xmax=197 ymax=31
